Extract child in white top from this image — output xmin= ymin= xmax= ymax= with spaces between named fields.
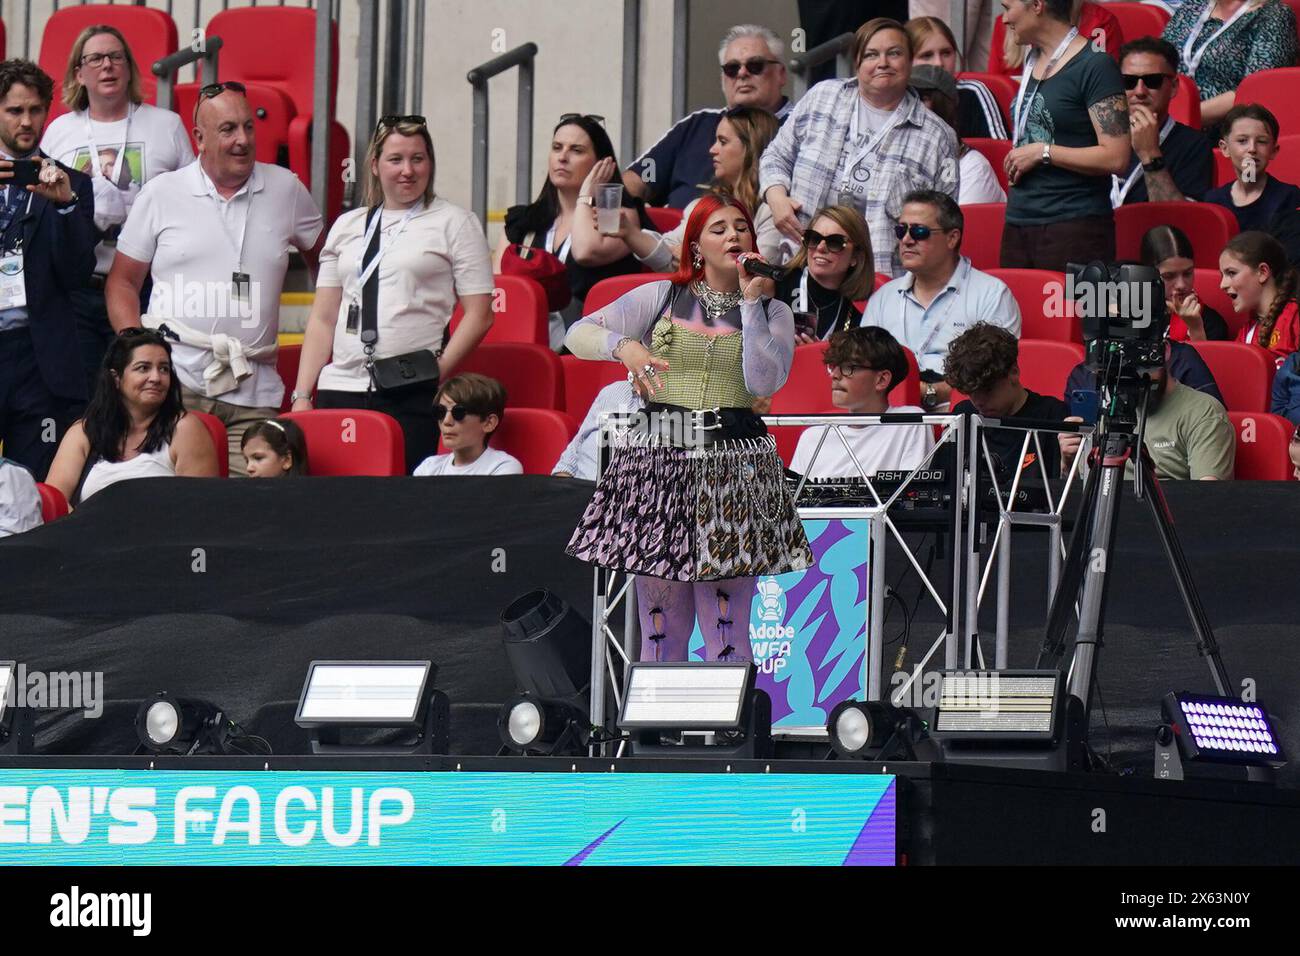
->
xmin=413 ymin=373 xmax=523 ymax=476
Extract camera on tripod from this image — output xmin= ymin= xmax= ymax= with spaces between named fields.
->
xmin=1067 ymin=261 xmax=1168 ymax=429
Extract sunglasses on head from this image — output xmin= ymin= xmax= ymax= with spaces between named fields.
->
xmin=1122 ymin=73 xmax=1171 ymax=90
xmin=436 ymin=403 xmax=471 ymax=423
xmin=558 ymin=113 xmax=605 ymax=127
xmin=895 ymin=222 xmax=937 ymax=241
xmin=194 ymin=81 xmax=247 ymax=122
xmin=721 ymin=58 xmax=781 ymax=78
xmin=376 ymin=114 xmax=427 ymax=135
xmin=803 ymin=229 xmax=851 ymax=253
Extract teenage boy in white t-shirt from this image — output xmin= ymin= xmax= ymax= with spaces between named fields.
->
xmin=413 ymin=373 xmax=523 ymax=476
xmin=791 ymin=326 xmax=933 ymax=478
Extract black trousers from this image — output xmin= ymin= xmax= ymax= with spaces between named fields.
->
xmin=0 ymin=328 xmax=81 ymax=481
xmin=69 ymin=283 xmax=114 ymax=398
xmin=315 ymin=382 xmax=440 ymax=475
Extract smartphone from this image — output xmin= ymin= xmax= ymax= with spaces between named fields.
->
xmin=792 ymin=311 xmax=818 ymax=340
xmin=1068 ymin=388 xmax=1100 ymax=425
xmin=4 ymin=159 xmax=41 ymax=189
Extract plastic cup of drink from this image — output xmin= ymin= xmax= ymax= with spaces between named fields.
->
xmin=596 ymin=183 xmax=624 ymax=234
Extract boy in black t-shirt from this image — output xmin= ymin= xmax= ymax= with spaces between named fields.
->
xmin=1205 ymin=105 xmax=1300 ymax=234
xmin=944 ymin=322 xmax=1069 ymax=481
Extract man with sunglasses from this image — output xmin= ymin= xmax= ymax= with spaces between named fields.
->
xmin=1111 ymin=37 xmax=1213 ymax=207
xmin=862 ymin=190 xmax=1020 ymax=411
xmin=623 ymin=24 xmax=790 ymax=209
xmin=107 ymin=81 xmax=323 ymax=476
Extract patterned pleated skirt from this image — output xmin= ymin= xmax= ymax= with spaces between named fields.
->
xmin=566 ymin=428 xmax=814 ymax=582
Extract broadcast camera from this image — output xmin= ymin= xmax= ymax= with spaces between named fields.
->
xmin=1067 ymin=261 xmax=1168 ymax=430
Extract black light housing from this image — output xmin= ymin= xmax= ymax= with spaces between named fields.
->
xmin=826 ymin=699 xmax=923 ymax=760
xmin=1156 ymin=691 xmax=1286 ymax=783
xmin=0 ymin=661 xmax=33 ymax=755
xmin=497 ymin=693 xmax=588 ymax=755
xmin=294 ymin=661 xmax=449 ymax=755
xmin=618 ymin=662 xmax=772 ymax=758
xmin=135 ymin=693 xmax=234 ymax=755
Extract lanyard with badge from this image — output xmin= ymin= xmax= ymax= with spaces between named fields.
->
xmin=0 ymin=188 xmax=33 ymax=311
xmin=837 ymin=97 xmax=907 ymax=203
xmin=345 ymin=202 xmax=421 ymax=334
xmin=83 ymin=103 xmax=134 ymax=186
xmin=1110 ymin=116 xmax=1176 ymax=207
xmin=797 ymin=269 xmax=846 ymax=338
xmin=1181 ymin=1 xmax=1253 ymax=75
xmin=1012 ymin=27 xmax=1080 ymax=146
xmin=904 ymin=275 xmax=960 ymax=363
xmin=202 ymin=175 xmax=255 ymax=304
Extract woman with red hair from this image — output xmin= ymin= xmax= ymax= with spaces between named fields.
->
xmin=564 ymin=192 xmax=813 ymax=663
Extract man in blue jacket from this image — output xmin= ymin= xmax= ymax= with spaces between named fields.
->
xmin=0 ymin=59 xmax=96 ymax=480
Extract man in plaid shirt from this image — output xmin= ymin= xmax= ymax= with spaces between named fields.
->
xmin=760 ymin=18 xmax=959 ymax=278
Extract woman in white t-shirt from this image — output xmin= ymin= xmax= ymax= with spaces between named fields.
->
xmin=41 ymin=26 xmax=196 ymax=394
xmin=292 ymin=117 xmax=496 ymax=472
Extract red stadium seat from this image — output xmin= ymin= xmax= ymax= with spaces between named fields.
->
xmin=561 ymin=354 xmax=629 ymax=422
xmin=1017 ymin=340 xmax=1085 ymax=402
xmin=961 ymin=204 xmax=1006 ymax=270
xmin=1212 ymin=134 xmax=1300 ymax=187
xmin=35 ymin=483 xmax=68 ymax=523
xmin=1236 ymin=68 xmax=1300 ymax=133
xmin=646 ymin=207 xmax=684 ymax=233
xmin=1168 ymin=74 xmax=1201 ymax=130
xmin=39 ymin=5 xmax=177 ymax=121
xmin=174 ymin=81 xmax=297 ymax=166
xmin=280 ymin=409 xmax=405 ymax=476
xmin=1103 ymin=3 xmax=1170 ymax=40
xmin=1189 ymin=341 xmax=1277 ymax=412
xmin=277 ymin=344 xmax=301 ymax=412
xmin=957 ymin=72 xmax=1020 ymax=128
xmin=490 ymin=408 xmax=580 ymax=475
xmin=965 ymin=138 xmax=1012 ymax=192
xmin=1192 ymin=268 xmax=1247 ymax=336
xmin=768 ymin=424 xmax=805 ymax=468
xmin=187 ymin=411 xmax=229 ymax=476
xmin=454 ymin=343 xmax=565 ymax=410
xmin=986 ymin=269 xmax=1082 ymax=343
xmin=1115 ymin=203 xmax=1238 ymax=268
xmin=583 ymin=273 xmax=670 ymax=315
xmin=1228 ymin=411 xmax=1295 ymax=479
xmin=896 ymin=345 xmax=922 ymax=407
xmin=449 ymin=275 xmax=549 ymax=346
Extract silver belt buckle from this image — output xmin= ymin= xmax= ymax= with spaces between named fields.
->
xmin=691 ymin=407 xmax=723 ymax=432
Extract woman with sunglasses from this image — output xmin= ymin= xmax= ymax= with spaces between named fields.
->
xmin=565 ymin=192 xmax=812 ymax=663
xmin=42 ymin=25 xmax=196 ymax=394
xmin=773 ymin=205 xmax=875 ymax=343
xmin=495 ymin=114 xmax=654 ymax=349
xmin=1140 ymin=225 xmax=1230 ymax=342
xmin=45 ymin=329 xmax=219 ymax=507
xmin=292 ymin=116 xmax=495 ymax=473
xmin=760 ymin=18 xmax=959 ymax=278
xmin=608 ymin=106 xmax=782 ymax=271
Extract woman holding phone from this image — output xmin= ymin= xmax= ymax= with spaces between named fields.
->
xmin=772 ymin=205 xmax=875 ymax=343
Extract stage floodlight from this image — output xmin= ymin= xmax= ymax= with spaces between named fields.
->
xmin=499 ymin=590 xmax=591 ymax=704
xmin=826 ymin=699 xmax=922 ymax=760
xmin=618 ymin=662 xmax=771 ymax=758
xmin=0 ymin=661 xmax=33 ymax=755
xmin=135 ymin=693 xmax=243 ymax=755
xmin=497 ymin=692 xmax=588 ymax=755
xmin=1156 ymin=692 xmax=1286 ymax=783
xmin=294 ymin=661 xmax=449 ymax=755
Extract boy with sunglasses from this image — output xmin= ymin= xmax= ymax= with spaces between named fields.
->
xmin=412 ymin=373 xmax=522 ymax=477
xmin=1111 ymin=38 xmax=1213 ymax=207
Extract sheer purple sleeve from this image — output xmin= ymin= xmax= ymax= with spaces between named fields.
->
xmin=741 ymin=297 xmax=796 ymax=396
xmin=564 ymin=280 xmax=673 ymax=360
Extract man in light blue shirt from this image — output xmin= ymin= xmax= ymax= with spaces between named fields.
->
xmin=861 ymin=190 xmax=1020 ymax=410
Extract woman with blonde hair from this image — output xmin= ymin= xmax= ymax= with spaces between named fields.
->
xmin=41 ymin=24 xmax=195 ymax=393
xmin=292 ymin=116 xmax=495 ymax=471
xmin=906 ymin=16 xmax=1007 ymax=139
xmin=774 ymin=205 xmax=875 ymax=342
xmin=994 ymin=0 xmax=1122 ymax=74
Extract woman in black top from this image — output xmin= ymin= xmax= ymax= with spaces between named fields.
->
xmin=773 ymin=204 xmax=875 ymax=343
xmin=1140 ymin=225 xmax=1231 ymax=341
xmin=495 ymin=114 xmax=653 ymax=347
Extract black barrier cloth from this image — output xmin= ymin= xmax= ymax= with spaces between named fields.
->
xmin=0 ymin=477 xmax=1298 ymax=783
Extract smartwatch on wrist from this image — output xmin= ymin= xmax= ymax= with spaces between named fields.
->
xmin=1041 ymin=143 xmax=1052 ymax=166
xmin=1141 ymin=155 xmax=1166 ymax=173
xmin=922 ymin=383 xmax=938 ymax=409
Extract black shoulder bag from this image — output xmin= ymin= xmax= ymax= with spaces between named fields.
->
xmin=359 ymin=205 xmax=442 ymax=394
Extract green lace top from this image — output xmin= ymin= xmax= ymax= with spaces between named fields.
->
xmin=649 ymin=318 xmax=755 ymax=409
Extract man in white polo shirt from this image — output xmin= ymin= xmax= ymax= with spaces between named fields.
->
xmin=862 ymin=189 xmax=1020 ymax=412
xmin=106 ymin=81 xmax=323 ymax=475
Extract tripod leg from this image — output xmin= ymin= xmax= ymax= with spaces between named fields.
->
xmin=1138 ymin=453 xmax=1233 ymax=696
xmin=1038 ymin=456 xmax=1102 ymax=667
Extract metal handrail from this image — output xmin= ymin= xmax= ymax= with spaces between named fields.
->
xmin=151 ymin=36 xmax=224 ymax=113
xmin=467 ymin=42 xmax=539 ymax=226
xmin=788 ymin=32 xmax=855 ymax=101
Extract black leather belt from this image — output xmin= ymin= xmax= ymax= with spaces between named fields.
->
xmin=641 ymin=403 xmax=767 ymax=446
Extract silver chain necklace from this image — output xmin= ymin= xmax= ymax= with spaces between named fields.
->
xmin=691 ymin=279 xmax=743 ymax=323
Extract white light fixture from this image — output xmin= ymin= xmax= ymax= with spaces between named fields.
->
xmin=618 ymin=662 xmax=770 ymax=757
xmin=295 ymin=661 xmax=448 ymax=755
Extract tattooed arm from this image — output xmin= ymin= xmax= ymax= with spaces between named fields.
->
xmin=1035 ymin=93 xmax=1131 ymax=177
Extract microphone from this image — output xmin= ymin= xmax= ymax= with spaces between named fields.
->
xmin=738 ymin=254 xmax=790 ymax=282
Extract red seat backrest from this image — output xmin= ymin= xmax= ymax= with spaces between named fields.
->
xmin=187 ymin=411 xmax=229 ymax=476
xmin=280 ymin=409 xmax=405 ymax=476
xmin=986 ymin=268 xmax=1082 ymax=343
xmin=277 ymin=344 xmax=301 ymax=412
xmin=489 ymin=408 xmax=579 ymax=476
xmin=561 ymin=354 xmax=630 ymax=422
xmin=583 ymin=273 xmax=670 ymax=315
xmin=450 ymin=274 xmax=549 ymax=346
xmin=965 ymin=137 xmax=1012 ymax=192
xmin=1192 ymin=268 xmax=1246 ymax=336
xmin=961 ymin=203 xmax=1006 ymax=270
xmin=35 ymin=482 xmax=69 ymax=522
xmin=1017 ymin=340 xmax=1085 ymax=403
xmin=1237 ymin=68 xmax=1300 ymax=133
xmin=453 ymin=343 xmax=565 ymax=410
xmin=1228 ymin=411 xmax=1294 ymax=479
xmin=1115 ymin=203 xmax=1238 ymax=268
xmin=39 ymin=6 xmax=178 ymax=120
xmin=205 ymin=7 xmax=338 ymax=117
xmin=1189 ymin=341 xmax=1277 ymax=412
xmin=646 ymin=207 xmax=684 ymax=233
xmin=1169 ymin=74 xmax=1201 ymax=129
xmin=956 ymin=73 xmax=1020 ymax=128
xmin=1103 ymin=3 xmax=1170 ymax=41
xmin=173 ymin=81 xmax=296 ymax=163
